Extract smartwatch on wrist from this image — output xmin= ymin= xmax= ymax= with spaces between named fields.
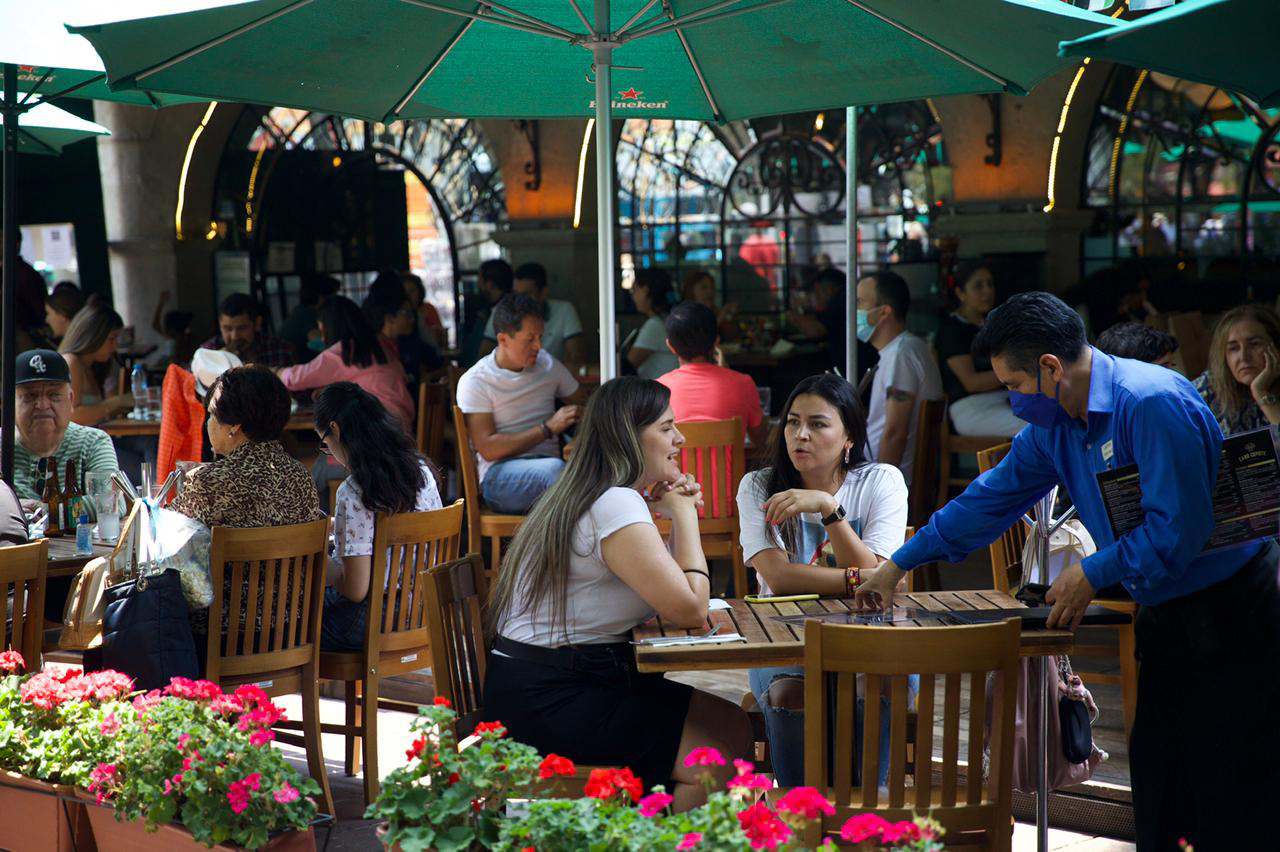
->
xmin=1261 ymin=393 xmax=1279 ymax=407
xmin=821 ymin=504 xmax=847 ymax=526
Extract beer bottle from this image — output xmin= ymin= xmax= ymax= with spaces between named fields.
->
xmin=43 ymin=459 xmax=63 ymax=537
xmin=63 ymin=460 xmax=83 ymax=531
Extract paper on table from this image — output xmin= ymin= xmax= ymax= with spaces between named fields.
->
xmin=638 ymin=633 xmax=745 ymax=648
xmin=708 ymin=598 xmax=732 ymax=611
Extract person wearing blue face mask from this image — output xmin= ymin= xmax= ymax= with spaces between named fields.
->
xmin=853 ymin=291 xmax=1280 ymax=849
xmin=855 ymin=271 xmax=943 ymax=486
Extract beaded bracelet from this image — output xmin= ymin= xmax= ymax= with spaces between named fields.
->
xmin=844 ymin=567 xmax=861 ymax=597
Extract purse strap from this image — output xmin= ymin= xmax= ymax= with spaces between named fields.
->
xmin=107 ymin=501 xmax=145 ymax=584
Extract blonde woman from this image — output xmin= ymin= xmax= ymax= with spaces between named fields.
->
xmin=484 ymin=377 xmax=751 ymax=809
xmin=1193 ymin=304 xmax=1280 ymax=436
xmin=58 ymin=303 xmax=133 ymax=425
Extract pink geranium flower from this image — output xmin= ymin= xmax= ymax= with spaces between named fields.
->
xmin=273 ymin=782 xmax=300 ymax=804
xmin=775 ymin=786 xmax=835 ymax=820
xmin=676 ymin=832 xmax=704 ymax=850
xmin=683 ymin=746 xmax=726 ymax=768
xmin=841 ymin=813 xmax=893 ymax=844
xmin=638 ymin=792 xmax=673 ymax=817
xmin=737 ymin=802 xmax=792 ymax=850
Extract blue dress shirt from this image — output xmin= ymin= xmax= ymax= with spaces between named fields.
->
xmin=893 ymin=348 xmax=1260 ymax=606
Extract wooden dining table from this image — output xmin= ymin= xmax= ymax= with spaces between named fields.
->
xmin=99 ymin=410 xmax=318 ymax=439
xmin=633 ymin=590 xmax=1074 ymax=672
xmin=43 ymin=536 xmax=115 ymax=577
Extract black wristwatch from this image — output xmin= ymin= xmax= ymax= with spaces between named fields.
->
xmin=540 ymin=421 xmax=553 ymax=439
xmin=821 ymin=504 xmax=847 ymax=526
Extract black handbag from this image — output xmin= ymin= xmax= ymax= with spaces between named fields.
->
xmin=1057 ymin=656 xmax=1095 ymax=764
xmin=101 ymin=569 xmax=199 ymax=691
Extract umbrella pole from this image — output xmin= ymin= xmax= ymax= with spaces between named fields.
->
xmin=845 ymin=105 xmax=857 ymax=384
xmin=592 ymin=1 xmax=617 ymax=381
xmin=2 ymin=64 xmax=18 ymax=485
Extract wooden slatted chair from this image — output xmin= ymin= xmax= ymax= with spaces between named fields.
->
xmin=417 ymin=377 xmax=450 ymax=488
xmin=452 ymin=405 xmax=524 ymax=582
xmin=797 ymin=619 xmax=1021 ymax=851
xmin=975 ymin=443 xmax=1138 ymax=738
xmin=317 ymin=500 xmax=463 ymax=806
xmin=422 ymin=552 xmax=608 ymax=796
xmin=205 ymin=519 xmax=335 ymax=818
xmin=0 ymin=540 xmax=48 ymax=668
xmin=673 ymin=417 xmax=749 ymax=596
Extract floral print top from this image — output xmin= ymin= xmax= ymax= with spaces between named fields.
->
xmin=333 ymin=460 xmax=442 ymax=592
xmin=1191 ymin=371 xmax=1270 ymax=437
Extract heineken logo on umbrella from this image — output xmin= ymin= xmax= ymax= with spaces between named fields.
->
xmin=589 ymin=88 xmax=668 ymax=110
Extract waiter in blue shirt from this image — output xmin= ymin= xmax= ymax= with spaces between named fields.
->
xmin=855 ymin=293 xmax=1279 ymax=849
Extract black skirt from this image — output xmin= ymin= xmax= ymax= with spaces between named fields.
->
xmin=483 ymin=636 xmax=692 ymax=794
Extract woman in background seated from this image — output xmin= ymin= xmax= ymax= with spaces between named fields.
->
xmin=625 ymin=268 xmax=680 ymax=380
xmin=44 ymin=282 xmax=86 ymax=344
xmin=484 ymin=377 xmax=751 ymax=808
xmin=58 ymin=303 xmax=133 ymax=426
xmin=171 ymin=366 xmax=323 ymax=640
xmin=1193 ymin=304 xmax=1280 ymax=436
xmin=737 ymin=373 xmax=909 ymax=787
xmin=313 ymin=381 xmax=441 ymax=652
xmin=935 ymin=261 xmax=1024 ymax=437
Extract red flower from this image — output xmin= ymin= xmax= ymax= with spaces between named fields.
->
xmin=881 ymin=820 xmax=922 ymax=844
xmin=433 ymin=695 xmax=452 ymax=707
xmin=474 ymin=720 xmax=506 ymax=737
xmin=0 ymin=649 xmax=25 ymax=673
xmin=448 ymin=772 xmax=461 ymax=785
xmin=727 ymin=771 xmax=772 ymax=794
xmin=683 ymin=746 xmax=726 ymax=768
xmin=249 ymin=728 xmax=274 ymax=747
xmin=840 ymin=813 xmax=892 ymax=844
xmin=676 ymin=834 xmax=703 ymax=851
xmin=538 ymin=754 xmax=576 ymax=780
xmin=405 ymin=736 xmax=428 ymax=761
xmin=775 ymin=786 xmax=834 ymax=820
xmin=638 ymin=791 xmax=673 ymax=817
xmin=165 ymin=677 xmax=222 ymax=702
xmin=227 ymin=772 xmax=262 ymax=815
xmin=737 ymin=802 xmax=792 ymax=850
xmin=583 ymin=767 xmax=643 ymax=803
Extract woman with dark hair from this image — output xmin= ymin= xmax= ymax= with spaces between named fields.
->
xmin=58 ymin=302 xmax=133 ymax=425
xmin=313 ymin=382 xmax=441 ymax=652
xmin=736 ymin=373 xmax=909 ymax=787
xmin=171 ymin=366 xmax=323 ymax=640
xmin=485 ymin=376 xmax=751 ymax=809
xmin=624 ymin=268 xmax=679 ymax=380
xmin=935 ymin=260 xmax=1023 ymax=437
xmin=45 ymin=282 xmax=86 ymax=342
xmin=276 ymin=296 xmax=414 ymax=430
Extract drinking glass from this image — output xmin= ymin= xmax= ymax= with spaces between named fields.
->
xmin=146 ymin=386 xmax=163 ymax=421
xmin=86 ymin=470 xmax=121 ymax=543
xmin=757 ymin=386 xmax=772 ymax=417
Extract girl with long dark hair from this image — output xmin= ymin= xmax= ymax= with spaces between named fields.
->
xmin=736 ymin=373 xmax=909 ymax=787
xmin=277 ymin=296 xmax=414 ymax=431
xmin=624 ymin=268 xmax=679 ymax=379
xmin=485 ymin=377 xmax=751 ymax=809
xmin=313 ymin=381 xmax=441 ymax=651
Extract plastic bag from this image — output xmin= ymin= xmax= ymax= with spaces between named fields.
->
xmin=136 ymin=499 xmax=214 ymax=609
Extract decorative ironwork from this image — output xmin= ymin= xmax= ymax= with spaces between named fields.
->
xmin=514 ymin=119 xmax=542 ymax=191
xmin=982 ymin=94 xmax=1002 ymax=167
xmin=727 ymin=133 xmax=845 ymax=219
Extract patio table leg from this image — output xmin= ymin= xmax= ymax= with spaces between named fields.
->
xmin=1036 ymin=655 xmax=1049 ymax=852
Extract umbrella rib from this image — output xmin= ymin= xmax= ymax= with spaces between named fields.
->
xmin=566 ymin=0 xmax=593 ymax=34
xmin=624 ymin=0 xmax=791 ymax=41
xmin=16 ymin=127 xmax=58 ymax=156
xmin=17 ymin=69 xmax=54 ymax=106
xmin=400 ymin=0 xmax=574 ymax=41
xmin=482 ymin=0 xmax=579 ymax=38
xmin=841 ymin=0 xmax=1014 ymax=91
xmin=133 ymin=0 xmax=315 ymax=83
xmin=28 ymin=75 xmax=101 ymax=107
xmin=674 ymin=28 xmax=723 ymax=122
xmin=624 ymin=0 xmax=765 ymax=40
xmin=387 ymin=16 xmax=477 ymax=119
xmin=615 ymin=0 xmax=661 ymax=37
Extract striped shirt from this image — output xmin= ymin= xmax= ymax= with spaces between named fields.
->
xmin=11 ymin=422 xmax=119 ymax=500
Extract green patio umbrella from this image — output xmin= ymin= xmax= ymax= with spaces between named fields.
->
xmin=0 ymin=2 xmax=204 ymax=484
xmin=67 ymin=0 xmax=1116 ymax=385
xmin=0 ymin=95 xmax=109 ymax=154
xmin=1060 ymin=0 xmax=1278 ymax=108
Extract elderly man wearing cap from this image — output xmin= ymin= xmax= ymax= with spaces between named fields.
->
xmin=9 ymin=349 xmax=119 ymax=504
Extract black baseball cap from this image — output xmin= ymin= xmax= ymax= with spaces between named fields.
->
xmin=15 ymin=349 xmax=71 ymax=385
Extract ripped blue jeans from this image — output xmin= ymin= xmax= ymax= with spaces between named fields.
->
xmin=749 ymin=666 xmax=919 ymax=788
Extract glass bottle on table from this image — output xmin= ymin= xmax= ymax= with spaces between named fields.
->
xmin=43 ymin=459 xmax=63 ymax=537
xmin=63 ymin=460 xmax=82 ymax=532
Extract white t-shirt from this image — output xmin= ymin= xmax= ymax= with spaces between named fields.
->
xmin=633 ymin=315 xmax=679 ymax=380
xmin=483 ymin=298 xmax=584 ymax=364
xmin=332 ymin=461 xmax=443 ymax=590
xmin=865 ymin=331 xmax=943 ymax=485
xmin=737 ymin=465 xmax=909 ymax=595
xmin=456 ymin=349 xmax=579 ymax=482
xmin=497 ymin=487 xmax=659 ymax=646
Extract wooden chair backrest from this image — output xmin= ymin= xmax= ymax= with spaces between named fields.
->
xmin=804 ymin=619 xmax=1020 ymax=850
xmin=422 ymin=552 xmax=488 ymax=738
xmin=0 ymin=540 xmax=48 ymax=665
xmin=975 ymin=442 xmax=1027 ymax=593
xmin=363 ymin=501 xmax=464 ymax=660
xmin=452 ymin=405 xmax=484 ymax=554
xmin=206 ymin=519 xmax=329 ymax=684
xmin=416 ymin=378 xmax=450 ymax=465
xmin=674 ymin=417 xmax=745 ymax=527
xmin=910 ymin=398 xmax=947 ymax=529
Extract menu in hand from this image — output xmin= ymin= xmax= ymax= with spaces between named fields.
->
xmin=1097 ymin=426 xmax=1280 ymax=553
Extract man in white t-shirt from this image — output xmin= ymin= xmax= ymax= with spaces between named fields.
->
xmin=479 ymin=262 xmax=585 ymax=374
xmin=857 ymin=271 xmax=943 ymax=485
xmin=458 ymin=293 xmax=590 ymax=514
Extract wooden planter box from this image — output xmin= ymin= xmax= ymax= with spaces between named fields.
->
xmin=80 ymin=792 xmax=316 ymax=852
xmin=0 ymin=771 xmax=95 ymax=852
